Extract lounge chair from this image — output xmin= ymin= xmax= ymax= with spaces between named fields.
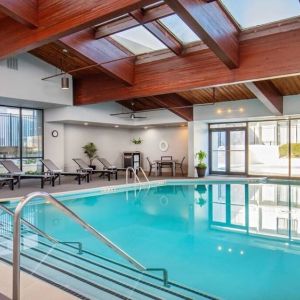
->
xmin=175 ymin=156 xmax=186 ymax=176
xmin=96 ymin=157 xmax=126 ymax=180
xmin=0 ymin=176 xmax=14 ymax=190
xmin=41 ymin=159 xmax=90 ymax=185
xmin=0 ymin=160 xmax=54 ymax=188
xmin=73 ymin=158 xmax=115 ymax=181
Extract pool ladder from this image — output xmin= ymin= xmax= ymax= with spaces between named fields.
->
xmin=10 ymin=191 xmax=168 ymax=300
xmin=125 ymin=166 xmax=150 ymax=184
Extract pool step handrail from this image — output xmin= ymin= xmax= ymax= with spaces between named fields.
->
xmin=125 ymin=166 xmax=149 ymax=184
xmin=125 ymin=167 xmax=141 ymax=184
xmin=12 ymin=191 xmax=168 ymax=300
xmin=0 ymin=204 xmax=83 ymax=254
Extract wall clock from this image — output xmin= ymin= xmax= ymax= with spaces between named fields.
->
xmin=51 ymin=130 xmax=59 ymax=138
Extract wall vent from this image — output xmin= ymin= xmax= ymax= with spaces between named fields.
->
xmin=6 ymin=57 xmax=18 ymax=70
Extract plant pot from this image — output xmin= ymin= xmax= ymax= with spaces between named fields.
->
xmin=196 ymin=167 xmax=206 ymax=178
xmin=89 ymin=165 xmax=96 ymax=170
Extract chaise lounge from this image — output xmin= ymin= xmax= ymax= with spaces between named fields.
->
xmin=41 ymin=159 xmax=90 ymax=185
xmin=73 ymin=158 xmax=115 ymax=181
xmin=96 ymin=157 xmax=126 ymax=180
xmin=0 ymin=160 xmax=54 ymax=188
xmin=0 ymin=176 xmax=14 ymax=190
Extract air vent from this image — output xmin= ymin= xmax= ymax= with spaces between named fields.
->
xmin=6 ymin=57 xmax=18 ymax=70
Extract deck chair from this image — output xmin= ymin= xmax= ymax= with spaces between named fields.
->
xmin=96 ymin=157 xmax=126 ymax=180
xmin=0 ymin=160 xmax=53 ymax=188
xmin=0 ymin=177 xmax=14 ymax=190
xmin=41 ymin=159 xmax=90 ymax=185
xmin=72 ymin=158 xmax=114 ymax=181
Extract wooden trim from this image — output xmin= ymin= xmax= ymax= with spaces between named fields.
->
xmin=74 ymin=28 xmax=300 ymax=105
xmin=165 ymin=0 xmax=239 ymax=68
xmin=0 ymin=0 xmax=38 ymax=28
xmin=245 ymin=81 xmax=283 ymax=116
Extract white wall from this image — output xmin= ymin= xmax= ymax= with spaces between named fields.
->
xmin=0 ymin=53 xmax=73 ymax=108
xmin=132 ymin=126 xmax=188 ymax=173
xmin=46 ymin=123 xmax=188 ymax=173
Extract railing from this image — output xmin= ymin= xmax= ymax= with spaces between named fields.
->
xmin=125 ymin=167 xmax=149 ymax=184
xmin=12 ymin=191 xmax=168 ymax=300
xmin=0 ymin=204 xmax=83 ymax=254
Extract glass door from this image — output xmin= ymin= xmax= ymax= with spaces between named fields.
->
xmin=229 ymin=129 xmax=246 ymax=174
xmin=210 ymin=126 xmax=246 ymax=175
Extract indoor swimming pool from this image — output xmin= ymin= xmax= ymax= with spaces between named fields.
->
xmin=1 ymin=180 xmax=300 ymax=299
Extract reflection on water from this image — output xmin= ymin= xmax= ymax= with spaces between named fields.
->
xmin=209 ymin=183 xmax=300 ymax=241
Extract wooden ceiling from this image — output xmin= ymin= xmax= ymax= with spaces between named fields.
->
xmin=0 ymin=0 xmax=300 ymax=121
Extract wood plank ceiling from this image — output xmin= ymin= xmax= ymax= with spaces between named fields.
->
xmin=1 ymin=0 xmax=300 ymax=121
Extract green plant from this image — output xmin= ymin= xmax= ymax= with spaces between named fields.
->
xmin=279 ymin=143 xmax=300 ymax=158
xmin=82 ymin=142 xmax=98 ymax=165
xmin=132 ymin=137 xmax=143 ymax=145
xmin=195 ymin=150 xmax=207 ymax=168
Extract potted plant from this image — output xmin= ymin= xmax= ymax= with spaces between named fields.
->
xmin=195 ymin=150 xmax=207 ymax=177
xmin=131 ymin=137 xmax=143 ymax=145
xmin=82 ymin=142 xmax=98 ymax=169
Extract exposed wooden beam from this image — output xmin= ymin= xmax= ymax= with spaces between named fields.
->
xmin=144 ymin=21 xmax=183 ymax=55
xmin=245 ymin=81 xmax=283 ymax=115
xmin=58 ymin=29 xmax=135 ymax=85
xmin=165 ymin=0 xmax=239 ymax=68
xmin=73 ymin=28 xmax=300 ymax=105
xmin=94 ymin=4 xmax=174 ymax=39
xmin=0 ymin=0 xmax=38 ymax=28
xmin=0 ymin=0 xmax=157 ymax=59
xmin=151 ymin=94 xmax=193 ymax=121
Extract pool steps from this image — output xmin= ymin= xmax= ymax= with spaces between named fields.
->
xmin=0 ymin=228 xmax=218 ymax=300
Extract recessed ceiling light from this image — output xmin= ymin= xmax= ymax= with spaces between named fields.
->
xmin=115 ymin=125 xmax=119 ymax=128
xmin=84 ymin=122 xmax=88 ymax=126
xmin=239 ymin=107 xmax=244 ymax=112
xmin=227 ymin=109 xmax=232 ymax=113
xmin=216 ymin=109 xmax=222 ymax=114
xmin=62 ymin=49 xmax=68 ymax=53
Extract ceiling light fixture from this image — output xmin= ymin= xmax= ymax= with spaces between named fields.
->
xmin=84 ymin=122 xmax=88 ymax=126
xmin=61 ymin=51 xmax=69 ymax=90
xmin=115 ymin=125 xmax=119 ymax=128
xmin=61 ymin=76 xmax=69 ymax=89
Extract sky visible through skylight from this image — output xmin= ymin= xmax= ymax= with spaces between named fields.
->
xmin=111 ymin=26 xmax=167 ymax=55
xmin=159 ymin=15 xmax=200 ymax=45
xmin=221 ymin=0 xmax=300 ymax=29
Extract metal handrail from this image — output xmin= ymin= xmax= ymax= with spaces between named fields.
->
xmin=0 ymin=204 xmax=83 ymax=254
xmin=125 ymin=167 xmax=140 ymax=184
xmin=12 ymin=191 xmax=150 ymax=300
xmin=136 ymin=167 xmax=150 ymax=183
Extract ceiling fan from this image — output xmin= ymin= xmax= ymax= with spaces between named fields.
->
xmin=111 ymin=102 xmax=147 ymax=120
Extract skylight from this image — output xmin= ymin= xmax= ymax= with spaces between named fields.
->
xmin=159 ymin=15 xmax=200 ymax=45
xmin=221 ymin=0 xmax=300 ymax=29
xmin=111 ymin=26 xmax=167 ymax=55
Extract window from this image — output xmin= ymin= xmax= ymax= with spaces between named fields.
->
xmin=159 ymin=15 xmax=200 ymax=45
xmin=221 ymin=0 xmax=300 ymax=29
xmin=248 ymin=121 xmax=289 ymax=176
xmin=111 ymin=26 xmax=167 ymax=55
xmin=0 ymin=106 xmax=43 ymax=174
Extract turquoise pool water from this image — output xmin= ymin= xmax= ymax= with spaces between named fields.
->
xmin=4 ymin=181 xmax=300 ymax=299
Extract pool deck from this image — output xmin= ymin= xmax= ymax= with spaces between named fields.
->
xmin=0 ymin=261 xmax=79 ymax=300
xmin=0 ymin=174 xmax=266 ymax=202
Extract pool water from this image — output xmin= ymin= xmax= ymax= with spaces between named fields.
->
xmin=5 ymin=181 xmax=300 ymax=299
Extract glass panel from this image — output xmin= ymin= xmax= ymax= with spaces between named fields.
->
xmin=211 ymin=131 xmax=226 ymax=172
xmin=230 ymin=130 xmax=245 ymax=173
xmin=248 ymin=120 xmax=289 ymax=176
xmin=291 ymin=119 xmax=300 ymax=177
xmin=111 ymin=26 xmax=167 ymax=55
xmin=22 ymin=109 xmax=43 ymax=158
xmin=0 ymin=106 xmax=20 ymax=160
xmin=221 ymin=0 xmax=300 ymax=29
xmin=159 ymin=15 xmax=200 ymax=45
xmin=210 ymin=122 xmax=246 ymax=129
